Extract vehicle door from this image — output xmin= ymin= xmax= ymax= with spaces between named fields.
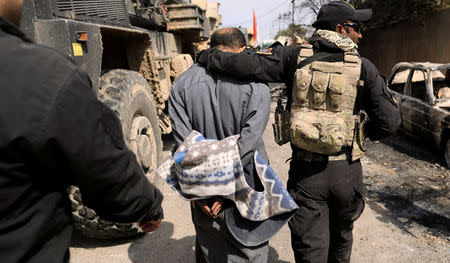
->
xmin=388 ymin=79 xmax=406 ymax=121
xmin=400 ymin=69 xmax=433 ymax=139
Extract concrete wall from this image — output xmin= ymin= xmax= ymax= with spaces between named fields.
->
xmin=359 ymin=8 xmax=450 ymax=77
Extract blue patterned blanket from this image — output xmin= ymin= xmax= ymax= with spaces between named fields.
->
xmin=156 ymin=131 xmax=298 ymax=221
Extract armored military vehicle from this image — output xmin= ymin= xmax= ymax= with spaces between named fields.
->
xmin=20 ymin=0 xmax=221 ymax=238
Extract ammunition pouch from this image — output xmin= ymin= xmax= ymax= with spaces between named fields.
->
xmin=272 ymin=98 xmax=290 ymax=146
xmin=290 ymin=110 xmax=368 ymax=162
xmin=290 ymin=110 xmax=355 ymax=155
xmin=351 ymin=110 xmax=369 ymax=161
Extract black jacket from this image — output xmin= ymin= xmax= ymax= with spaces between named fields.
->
xmin=197 ymin=39 xmax=401 ymax=141
xmin=0 ymin=17 xmax=163 ymax=262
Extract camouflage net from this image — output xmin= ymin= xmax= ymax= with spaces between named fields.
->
xmin=352 ymin=0 xmax=450 ymax=29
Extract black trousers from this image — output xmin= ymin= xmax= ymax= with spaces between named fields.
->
xmin=287 ymin=159 xmax=367 ymax=263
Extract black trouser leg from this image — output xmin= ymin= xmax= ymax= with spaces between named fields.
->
xmin=327 ymin=213 xmax=355 ymax=263
xmin=287 ymin=160 xmax=330 ymax=263
xmin=287 ymin=160 xmax=366 ymax=263
xmin=288 ymin=193 xmax=329 ymax=263
xmin=327 ymin=161 xmax=365 ymax=263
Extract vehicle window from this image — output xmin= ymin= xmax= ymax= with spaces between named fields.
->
xmin=390 ymin=69 xmax=410 ymax=93
xmin=407 ymin=70 xmax=427 ymax=101
xmin=432 ymin=69 xmax=450 ymax=99
xmin=410 ymin=81 xmax=427 ymax=101
xmin=435 ymin=81 xmax=450 ymax=99
xmin=390 ymin=83 xmax=404 ymax=93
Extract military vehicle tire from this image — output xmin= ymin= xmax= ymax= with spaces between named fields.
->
xmin=444 ymin=139 xmax=450 ymax=168
xmin=69 ymin=69 xmax=163 ymax=239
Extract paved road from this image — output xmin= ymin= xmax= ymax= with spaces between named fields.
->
xmin=69 ymin=103 xmax=449 ymax=263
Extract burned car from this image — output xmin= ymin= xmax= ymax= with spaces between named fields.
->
xmin=388 ymin=62 xmax=450 ymax=168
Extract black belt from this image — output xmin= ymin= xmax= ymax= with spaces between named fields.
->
xmin=292 ymin=148 xmax=352 ymax=162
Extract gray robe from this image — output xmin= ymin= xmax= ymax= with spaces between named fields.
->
xmin=169 ymin=64 xmax=270 ymax=167
xmin=168 ymin=63 xmax=271 ymax=262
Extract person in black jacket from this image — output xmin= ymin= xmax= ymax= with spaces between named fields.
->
xmin=196 ymin=1 xmax=401 ymax=262
xmin=0 ymin=1 xmax=163 ymax=262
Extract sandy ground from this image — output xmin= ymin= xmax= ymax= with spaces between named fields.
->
xmin=69 ymin=102 xmax=449 ymax=262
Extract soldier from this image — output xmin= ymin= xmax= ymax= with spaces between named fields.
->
xmin=0 ymin=0 xmax=163 ymax=262
xmin=196 ymin=1 xmax=401 ymax=262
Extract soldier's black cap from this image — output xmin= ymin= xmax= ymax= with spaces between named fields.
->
xmin=312 ymin=1 xmax=373 ymax=29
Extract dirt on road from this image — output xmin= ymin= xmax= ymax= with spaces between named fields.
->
xmin=354 ymin=134 xmax=449 ymax=263
xmin=69 ymin=102 xmax=449 ymax=263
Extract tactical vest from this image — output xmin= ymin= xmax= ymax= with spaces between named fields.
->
xmin=289 ymin=44 xmax=367 ymax=161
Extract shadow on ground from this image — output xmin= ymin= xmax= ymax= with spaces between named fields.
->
xmin=128 ymin=222 xmax=195 ymax=263
xmin=70 ymin=228 xmax=139 ymax=248
xmin=268 ymin=246 xmax=290 ymax=263
xmin=127 ymin=222 xmax=289 ymax=263
xmin=366 ymin=191 xmax=450 ymax=239
xmin=70 ymin=222 xmax=196 ymax=263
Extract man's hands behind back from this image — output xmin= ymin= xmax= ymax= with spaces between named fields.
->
xmin=195 ymin=198 xmax=224 ymax=218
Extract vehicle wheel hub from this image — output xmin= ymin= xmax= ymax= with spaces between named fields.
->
xmin=129 ymin=116 xmax=157 ymax=175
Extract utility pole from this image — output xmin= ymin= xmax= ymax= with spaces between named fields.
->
xmin=291 ymin=0 xmax=295 ymax=45
xmin=278 ymin=14 xmax=282 ymax=32
xmin=270 ymin=22 xmax=273 ymax=40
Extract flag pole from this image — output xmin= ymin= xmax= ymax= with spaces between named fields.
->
xmin=253 ymin=9 xmax=258 ymax=46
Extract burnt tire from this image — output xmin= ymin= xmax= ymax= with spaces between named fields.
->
xmin=69 ymin=69 xmax=162 ymax=239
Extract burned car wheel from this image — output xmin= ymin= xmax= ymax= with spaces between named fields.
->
xmin=69 ymin=70 xmax=162 ymax=239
